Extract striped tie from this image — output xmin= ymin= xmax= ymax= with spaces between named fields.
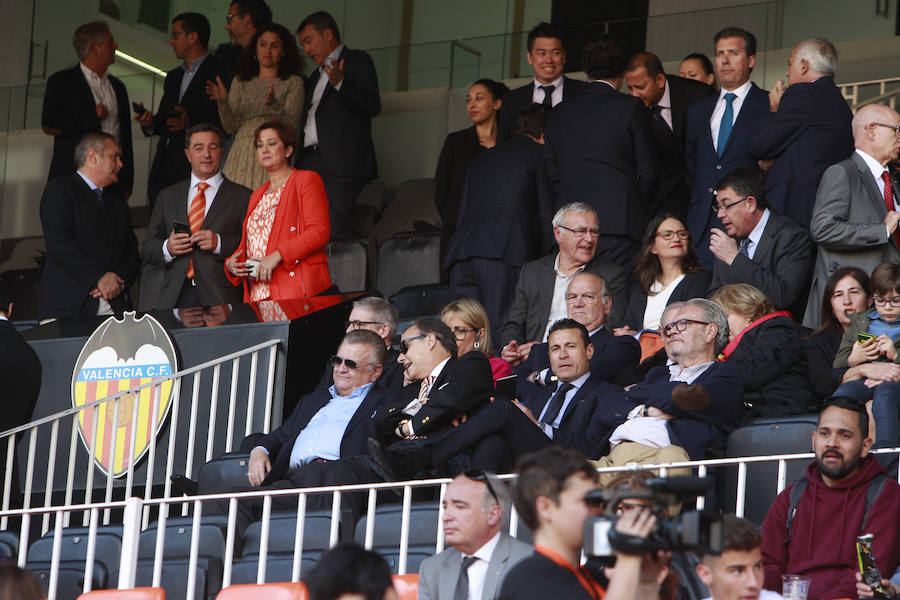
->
xmin=418 ymin=375 xmax=435 ymax=399
xmin=185 ymin=182 xmax=209 ymax=280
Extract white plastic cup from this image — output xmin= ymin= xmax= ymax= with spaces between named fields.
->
xmin=782 ymin=574 xmax=812 ymax=599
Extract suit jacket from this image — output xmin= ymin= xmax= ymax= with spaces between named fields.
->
xmin=138 ymin=176 xmax=251 ymax=310
xmin=499 ymin=253 xmax=629 ymax=345
xmin=298 ymin=46 xmax=381 ymax=179
xmin=497 ymin=76 xmax=586 ymax=141
xmin=646 ymin=76 xmax=715 ymax=219
xmin=0 ymin=320 xmax=42 ymax=431
xmin=434 ymin=126 xmax=485 ymax=228
xmin=38 ymin=174 xmax=141 ymax=318
xmin=418 ymin=532 xmax=533 ymax=600
xmin=685 ymin=82 xmax=770 ymax=268
xmin=212 ymin=43 xmax=242 ymax=89
xmin=544 ymin=82 xmax=658 ymax=242
xmin=144 ymin=54 xmax=223 ymax=202
xmin=708 ymin=211 xmax=813 ymax=315
xmin=42 ymin=65 xmax=134 ymax=195
xmin=515 ymin=327 xmax=641 ymax=385
xmin=519 ymin=375 xmax=616 ymax=437
xmin=373 ymin=351 xmax=495 ymax=439
xmin=750 ymin=76 xmax=853 ymax=229
xmin=443 ymin=135 xmax=555 ymax=269
xmin=621 ymin=268 xmax=712 ymax=330
xmin=804 ymin=152 xmax=900 ymax=328
xmin=258 ymin=385 xmax=387 ymax=485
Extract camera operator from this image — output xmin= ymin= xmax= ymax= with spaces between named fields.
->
xmin=696 ymin=515 xmax=783 ymax=600
xmin=498 ymin=446 xmax=656 ymax=600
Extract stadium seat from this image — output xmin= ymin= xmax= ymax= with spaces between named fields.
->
xmin=136 ymin=522 xmax=229 ymax=600
xmin=353 ymin=179 xmax=386 ymax=238
xmin=354 ymin=502 xmax=440 ymax=574
xmin=0 ymin=530 xmax=18 ymax=559
xmin=229 ymin=553 xmax=320 ymax=585
xmin=129 ymin=561 xmax=208 ymax=600
xmin=77 ymin=588 xmax=165 ymax=600
xmin=197 ymin=452 xmax=253 ymax=498
xmin=389 ymin=283 xmax=457 ymax=319
xmin=216 ymin=581 xmax=307 ymax=600
xmin=376 ymin=232 xmax=441 ymax=299
xmin=27 ymin=525 xmax=123 ymax=597
xmin=327 ymin=240 xmax=368 ymax=292
xmin=392 ymin=573 xmax=419 ymax=600
xmin=370 ymin=178 xmax=440 ymax=248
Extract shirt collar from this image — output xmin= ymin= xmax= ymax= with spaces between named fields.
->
xmin=181 ymin=52 xmax=208 ymax=73
xmin=553 ymin=253 xmax=587 ymax=278
xmin=319 ymin=43 xmax=345 ymax=72
xmin=588 ymin=325 xmax=604 ymax=336
xmin=429 ymin=356 xmax=452 ymax=380
xmin=718 ymin=79 xmax=752 ymax=102
xmin=533 ymin=75 xmax=564 ymax=90
xmin=470 ymin=531 xmax=502 ymax=563
xmin=557 ymin=371 xmax=590 ymax=392
xmin=0 ymin=315 xmax=8 ymax=322
xmin=668 ymin=360 xmax=714 ymax=384
xmin=327 ymin=381 xmax=374 ymax=401
xmin=656 ymin=80 xmax=671 ymax=109
xmin=189 ymin=171 xmax=224 ymax=191
xmin=80 ymin=61 xmax=108 ymax=81
xmin=746 ymin=208 xmax=770 ymax=247
xmin=856 ymin=148 xmax=888 ymax=180
xmin=76 ymin=171 xmax=101 ymax=190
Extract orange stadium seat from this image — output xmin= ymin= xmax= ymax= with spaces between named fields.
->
xmin=77 ymin=588 xmax=165 ymax=600
xmin=215 ymin=581 xmax=308 ymax=600
xmin=392 ymin=573 xmax=419 ymax=600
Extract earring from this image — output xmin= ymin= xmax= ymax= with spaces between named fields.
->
xmin=474 ymin=335 xmax=481 ymax=350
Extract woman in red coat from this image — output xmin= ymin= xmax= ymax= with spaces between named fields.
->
xmin=226 ymin=120 xmax=331 ymax=304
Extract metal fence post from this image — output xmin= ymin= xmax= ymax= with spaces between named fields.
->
xmin=117 ymin=497 xmax=144 ymax=589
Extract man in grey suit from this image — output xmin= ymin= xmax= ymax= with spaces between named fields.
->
xmin=804 ymin=104 xmax=900 ymax=328
xmin=139 ymin=123 xmax=251 ymax=310
xmin=418 ymin=471 xmax=531 ymax=600
xmin=499 ymin=203 xmax=628 ymax=363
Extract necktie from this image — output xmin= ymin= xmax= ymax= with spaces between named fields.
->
xmin=94 ymin=187 xmax=104 ymax=206
xmin=418 ymin=375 xmax=435 ymax=399
xmin=539 ymin=382 xmax=574 ymax=427
xmin=540 ymin=85 xmax=555 ymax=107
xmin=185 ymin=182 xmax=210 ymax=280
xmin=716 ymin=92 xmax=737 ymax=157
xmin=738 ymin=238 xmax=750 ymax=258
xmin=883 ymin=171 xmax=900 ymax=250
xmin=651 ymin=104 xmax=670 ymax=131
xmin=453 ymin=556 xmax=477 ymax=600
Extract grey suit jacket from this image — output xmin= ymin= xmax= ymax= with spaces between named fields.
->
xmin=417 ymin=532 xmax=532 ymax=600
xmin=139 ymin=176 xmax=251 ymax=310
xmin=499 ymin=253 xmax=628 ymax=345
xmin=804 ymin=152 xmax=900 ymax=327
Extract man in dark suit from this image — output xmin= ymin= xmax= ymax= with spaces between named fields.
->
xmin=42 ymin=21 xmax=134 ymax=198
xmin=499 ymin=203 xmax=628 ymax=362
xmin=685 ymin=27 xmax=769 ymax=268
xmin=138 ymin=124 xmax=251 ymax=310
xmin=39 ymin=132 xmax=141 ymax=319
xmin=544 ymin=35 xmax=658 ymax=268
xmin=136 ymin=13 xmax=222 ymax=212
xmin=445 ymin=104 xmax=555 ymax=339
xmin=496 ymin=22 xmax=585 ymax=142
xmin=751 ymin=39 xmax=854 ymax=229
xmin=213 ymin=0 xmax=272 ymax=89
xmin=707 ymin=167 xmax=813 ymax=315
xmin=0 ymin=277 xmax=41 ymax=433
xmin=625 ymin=52 xmax=715 ymax=220
xmin=295 ymin=11 xmax=381 ymax=240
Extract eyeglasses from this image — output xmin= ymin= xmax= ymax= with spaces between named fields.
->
xmin=345 ymin=320 xmax=383 ymax=330
xmin=557 ymin=224 xmax=601 ymax=237
xmin=225 ymin=12 xmax=240 ymax=23
xmin=464 ymin=468 xmax=499 ymax=505
xmin=872 ymin=122 xmax=900 ymax=136
xmin=656 ymin=229 xmax=690 ymax=240
xmin=330 ymin=355 xmax=367 ymax=369
xmin=711 ymin=197 xmax=747 ymax=213
xmin=451 ymin=327 xmax=477 ymax=340
xmin=661 ymin=318 xmax=710 ymax=337
xmin=565 ymin=292 xmax=604 ymax=304
xmin=873 ymin=296 xmax=900 ymax=307
xmin=400 ymin=334 xmax=427 ymax=354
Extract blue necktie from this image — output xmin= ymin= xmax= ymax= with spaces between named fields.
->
xmin=716 ymin=92 xmax=737 ymax=157
xmin=94 ymin=188 xmax=104 ymax=205
xmin=739 ymin=238 xmax=750 ymax=258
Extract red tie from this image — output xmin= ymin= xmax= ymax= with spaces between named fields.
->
xmin=186 ymin=182 xmax=209 ymax=279
xmin=883 ymin=172 xmax=900 ymax=250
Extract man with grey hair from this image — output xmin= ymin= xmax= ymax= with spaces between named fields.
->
xmin=42 ymin=21 xmax=134 ymax=197
xmin=500 ymin=202 xmax=628 ymax=364
xmin=418 ymin=471 xmax=531 ymax=600
xmin=751 ymin=38 xmax=852 ymax=229
xmin=804 ymin=103 xmax=900 ymax=327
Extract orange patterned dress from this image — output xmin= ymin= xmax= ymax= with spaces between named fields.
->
xmin=245 ymin=182 xmax=285 ymax=302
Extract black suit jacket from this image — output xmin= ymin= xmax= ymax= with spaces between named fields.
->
xmin=144 ymin=55 xmax=222 ymax=202
xmin=298 ymin=46 xmax=381 ymax=179
xmin=750 ymin=76 xmax=853 ymax=229
xmin=42 ymin=65 xmax=134 ymax=195
xmin=38 ymin=175 xmax=141 ymax=318
xmin=515 ymin=327 xmax=641 ymax=385
xmin=0 ymin=320 xmax=41 ymax=431
xmin=497 ymin=76 xmax=586 ymax=141
xmin=685 ymin=82 xmax=770 ymax=268
xmin=646 ymin=76 xmax=715 ymax=219
xmin=434 ymin=126 xmax=485 ymax=227
xmin=499 ymin=253 xmax=630 ymax=344
xmin=443 ymin=135 xmax=555 ymax=269
xmin=373 ymin=351 xmax=494 ymax=439
xmin=519 ymin=376 xmax=613 ymax=437
xmin=708 ymin=211 xmax=814 ymax=314
xmin=544 ymin=82 xmax=659 ymax=242
xmin=621 ymin=268 xmax=713 ymax=330
xmin=258 ymin=385 xmax=387 ymax=485
xmin=138 ymin=176 xmax=251 ymax=310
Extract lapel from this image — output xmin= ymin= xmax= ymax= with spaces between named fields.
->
xmin=202 ymin=178 xmax=230 ymax=227
xmin=667 ymin=77 xmax=685 ymax=134
xmin=72 ymin=174 xmax=107 ymax=218
xmin=537 ymin=254 xmax=558 ymax=319
xmin=318 ymin=46 xmax=349 ymax=106
xmin=750 ymin=212 xmax=777 ymax=266
xmin=851 ymin=152 xmax=889 ymax=218
xmin=481 ymin=534 xmax=512 ymax=600
xmin=431 ymin=356 xmax=454 ymax=393
xmin=168 ymin=180 xmax=191 ymax=225
xmin=73 ymin=66 xmax=101 ymax=123
xmin=440 ymin=550 xmax=463 ymax=600
xmin=559 ymin=379 xmax=592 ymax=424
xmin=343 ymin=386 xmax=384 ymax=440
xmin=721 ymin=82 xmax=760 ymax=157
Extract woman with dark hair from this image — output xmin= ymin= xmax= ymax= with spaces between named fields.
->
xmin=207 ymin=22 xmax=303 ymax=190
xmin=678 ymin=52 xmax=716 ymax=87
xmin=615 ymin=214 xmax=711 ymax=337
xmin=802 ymin=266 xmax=872 ymax=402
xmin=435 ymin=78 xmax=509 ymax=270
xmin=226 ymin=121 xmax=331 ymax=310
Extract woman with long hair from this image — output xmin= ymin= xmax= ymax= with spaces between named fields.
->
xmin=441 ymin=296 xmax=512 ymax=383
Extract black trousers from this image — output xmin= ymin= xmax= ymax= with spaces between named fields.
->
xmin=594 ymin=233 xmax=639 ymax=271
xmin=449 ymin=258 xmax=520 ymax=353
xmin=297 ymin=149 xmax=369 ymax=240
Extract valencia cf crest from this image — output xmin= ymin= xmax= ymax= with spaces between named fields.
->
xmin=71 ymin=312 xmax=177 ymax=478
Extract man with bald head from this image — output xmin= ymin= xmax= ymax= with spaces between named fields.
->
xmin=805 ymin=103 xmax=900 ymax=327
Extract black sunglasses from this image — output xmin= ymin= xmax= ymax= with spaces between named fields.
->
xmin=464 ymin=468 xmax=499 ymax=505
xmin=399 ymin=334 xmax=427 ymax=354
xmin=330 ymin=355 xmax=364 ymax=369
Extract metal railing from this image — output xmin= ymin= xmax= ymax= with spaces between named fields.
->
xmin=839 ymin=76 xmax=900 ymax=111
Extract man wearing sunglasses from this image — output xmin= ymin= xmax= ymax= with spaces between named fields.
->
xmin=418 ymin=471 xmax=531 ymax=600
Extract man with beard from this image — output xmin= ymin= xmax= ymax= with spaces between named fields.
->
xmin=761 ymin=396 xmax=900 ymax=599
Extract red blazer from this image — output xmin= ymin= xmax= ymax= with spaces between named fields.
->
xmin=227 ymin=169 xmax=331 ymax=300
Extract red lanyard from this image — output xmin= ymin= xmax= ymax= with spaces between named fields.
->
xmin=717 ymin=310 xmax=792 ymax=361
xmin=535 ymin=545 xmax=605 ymax=599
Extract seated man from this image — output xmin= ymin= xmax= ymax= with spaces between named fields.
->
xmin=761 ymin=396 xmax=900 ymax=599
xmin=499 ymin=202 xmax=628 ymax=363
xmin=707 ymin=167 xmax=813 ymax=315
xmin=418 ymin=471 xmax=532 ymax=600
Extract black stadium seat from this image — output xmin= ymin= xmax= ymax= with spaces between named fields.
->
xmin=327 ymin=240 xmax=368 ymax=292
xmin=376 ymin=232 xmax=441 ymax=299
xmin=389 ymin=283 xmax=458 ymax=319
xmin=136 ymin=522 xmax=228 ymax=600
xmin=26 ymin=525 xmax=123 ymax=599
xmin=354 ymin=502 xmax=440 ymax=574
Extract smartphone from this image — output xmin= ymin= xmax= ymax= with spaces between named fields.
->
xmin=858 ymin=332 xmax=877 ymax=344
xmin=173 ymin=222 xmax=191 ymax=235
xmin=494 ymin=375 xmax=517 ymax=401
xmin=165 ymin=110 xmax=182 ymax=120
xmin=132 ymin=101 xmax=144 ymax=114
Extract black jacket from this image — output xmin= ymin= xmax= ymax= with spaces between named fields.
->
xmin=802 ymin=328 xmax=845 ymax=402
xmin=434 ymin=126 xmax=485 ymax=227
xmin=515 ymin=327 xmax=641 ymax=385
xmin=496 ymin=76 xmax=586 ymax=141
xmin=0 ymin=320 xmax=41 ymax=431
xmin=621 ymin=268 xmax=712 ymax=331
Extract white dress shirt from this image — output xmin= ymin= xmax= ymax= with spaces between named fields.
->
xmin=530 ymin=75 xmax=564 ymax=107
xmin=655 ymin=82 xmax=673 ymax=130
xmin=543 ymin=253 xmax=586 ymax=341
xmin=741 ymin=208 xmax=770 ymax=260
xmin=463 ymin=531 xmax=501 ymax=600
xmin=161 ymin=172 xmax=224 ymax=263
xmin=80 ymin=62 xmax=120 ymax=144
xmin=303 ymin=44 xmax=345 ymax=148
xmin=709 ymin=80 xmax=753 ymax=153
xmin=643 ymin=273 xmax=685 ymax=331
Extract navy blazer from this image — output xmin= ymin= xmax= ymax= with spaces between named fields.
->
xmin=685 ymin=82 xmax=770 ymax=268
xmin=497 ymin=76 xmax=586 ymax=141
xmin=750 ymin=76 xmax=853 ymax=229
xmin=514 ymin=327 xmax=641 ymax=385
xmin=519 ymin=376 xmax=618 ymax=437
xmin=259 ymin=385 xmax=387 ymax=484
